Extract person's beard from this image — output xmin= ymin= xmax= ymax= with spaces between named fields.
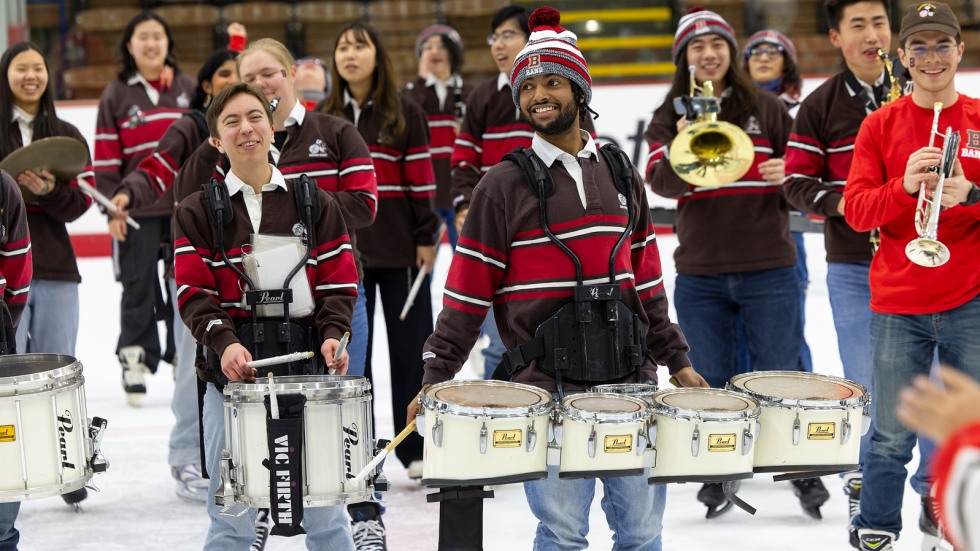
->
xmin=526 ymin=100 xmax=578 ymax=136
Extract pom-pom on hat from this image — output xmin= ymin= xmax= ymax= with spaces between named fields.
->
xmin=416 ymin=24 xmax=464 ymax=65
xmin=672 ymin=7 xmax=738 ymax=66
xmin=743 ymin=29 xmax=797 ymax=64
xmin=510 ymin=6 xmax=592 ymax=109
xmin=899 ymin=2 xmax=960 ymax=43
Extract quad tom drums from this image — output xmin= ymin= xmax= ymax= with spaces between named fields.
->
xmin=648 ymin=388 xmax=760 ymax=484
xmin=727 ymin=371 xmax=870 ymax=474
xmin=0 ymin=354 xmax=108 ymax=502
xmin=417 ymin=380 xmax=553 ymax=487
xmin=220 ymin=375 xmax=376 ymax=508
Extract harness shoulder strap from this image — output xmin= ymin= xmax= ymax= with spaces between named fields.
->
xmin=597 ymin=142 xmax=635 ymax=197
xmin=502 ymin=147 xmax=555 ymax=198
xmin=293 ymin=174 xmax=321 ymax=229
xmin=202 ymin=177 xmax=233 ymax=228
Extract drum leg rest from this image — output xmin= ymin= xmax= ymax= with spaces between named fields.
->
xmin=422 ymin=471 xmax=548 ymax=488
xmin=558 ymin=468 xmax=645 ymax=480
xmin=426 ymin=486 xmax=493 ymax=551
xmin=767 ymin=465 xmax=860 ymax=481
xmin=647 ymin=472 xmax=754 ymax=485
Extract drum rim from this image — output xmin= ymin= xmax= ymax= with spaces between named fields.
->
xmin=224 ymin=375 xmax=372 ymax=401
xmin=560 ymin=392 xmax=649 ymax=423
xmin=652 ymin=388 xmax=761 ymax=421
xmin=588 ymin=383 xmax=659 ymax=396
xmin=726 ymin=371 xmax=870 ymax=408
xmin=421 ymin=379 xmax=555 ymax=418
xmin=0 ymin=354 xmax=82 ymax=395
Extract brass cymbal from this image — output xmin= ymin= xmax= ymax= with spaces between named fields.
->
xmin=0 ymin=136 xmax=89 ymax=202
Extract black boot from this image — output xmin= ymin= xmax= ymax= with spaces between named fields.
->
xmin=697 ymin=481 xmax=739 ymax=519
xmin=790 ymin=477 xmax=830 ymax=519
xmin=61 ymin=487 xmax=88 ymax=512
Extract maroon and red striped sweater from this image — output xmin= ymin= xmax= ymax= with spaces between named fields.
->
xmin=0 ymin=171 xmax=33 ymax=324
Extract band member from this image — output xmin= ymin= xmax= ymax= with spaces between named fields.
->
xmin=294 ymin=56 xmax=331 ymax=111
xmin=173 ymin=83 xmax=357 ymax=550
xmin=404 ymin=24 xmax=472 ymax=249
xmin=844 ymin=3 xmax=980 ymax=549
xmin=0 ymin=167 xmax=33 ymax=549
xmin=410 ymin=8 xmax=705 ymax=548
xmin=898 ymin=366 xmax=980 ymax=551
xmin=93 ymin=11 xmax=195 ymax=408
xmin=783 ymin=0 xmax=935 ymax=538
xmin=645 ymin=8 xmax=805 ymax=517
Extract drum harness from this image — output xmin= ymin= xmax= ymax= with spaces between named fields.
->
xmin=495 ymin=142 xmax=648 ymax=403
xmin=201 ymin=173 xmax=322 ymax=536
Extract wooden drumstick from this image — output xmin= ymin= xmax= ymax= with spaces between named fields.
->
xmin=247 ymin=351 xmax=314 ymax=369
xmin=350 ymin=420 xmax=417 ymax=482
xmin=268 ymin=372 xmax=280 ymax=420
xmin=399 ymin=224 xmax=446 ymax=321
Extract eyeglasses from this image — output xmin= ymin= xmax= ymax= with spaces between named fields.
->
xmin=747 ymin=45 xmax=785 ymax=59
xmin=486 ymin=30 xmax=524 ymax=46
xmin=906 ymin=43 xmax=957 ymax=58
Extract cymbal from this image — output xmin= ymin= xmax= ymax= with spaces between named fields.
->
xmin=0 ymin=137 xmax=89 ymax=202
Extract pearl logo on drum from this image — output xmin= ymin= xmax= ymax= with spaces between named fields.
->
xmin=57 ymin=411 xmax=76 ymax=470
xmin=493 ymin=430 xmax=522 ymax=448
xmin=807 ymin=423 xmax=836 ymax=440
xmin=343 ymin=423 xmax=360 ymax=480
xmin=708 ymin=434 xmax=736 ymax=452
xmin=604 ymin=434 xmax=633 ymax=453
xmin=0 ymin=424 xmax=14 ymax=442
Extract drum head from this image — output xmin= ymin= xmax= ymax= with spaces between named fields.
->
xmin=565 ymin=395 xmax=644 ymax=413
xmin=656 ymin=389 xmax=755 ymax=413
xmin=429 ymin=381 xmax=551 ymax=408
xmin=731 ymin=372 xmax=864 ymax=402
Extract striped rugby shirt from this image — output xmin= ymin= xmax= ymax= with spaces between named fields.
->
xmin=0 ymin=171 xmax=32 ymax=325
xmin=645 ymin=89 xmax=796 ymax=275
xmin=423 ymin=134 xmax=690 ymax=391
xmin=173 ymin=174 xmax=358 ymax=384
xmin=784 ymin=70 xmax=877 ymax=263
xmin=94 ymin=73 xmax=196 ymax=218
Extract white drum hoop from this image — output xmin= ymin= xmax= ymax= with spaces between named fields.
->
xmin=727 ymin=371 xmax=869 ymax=411
xmin=224 ymin=375 xmax=372 ymax=403
xmin=589 ymin=383 xmax=659 ymax=402
xmin=421 ymin=380 xmax=554 ymax=419
xmin=0 ymin=354 xmax=83 ymax=396
xmin=560 ymin=393 xmax=649 ymax=424
xmin=652 ymin=388 xmax=760 ymax=422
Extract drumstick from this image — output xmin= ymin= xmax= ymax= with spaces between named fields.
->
xmin=399 ymin=224 xmax=447 ymax=321
xmin=76 ymin=180 xmax=141 ymax=230
xmin=350 ymin=420 xmax=417 ymax=482
xmin=268 ymin=372 xmax=280 ymax=420
xmin=328 ymin=332 xmax=350 ymax=375
xmin=246 ymin=351 xmax=314 ymax=369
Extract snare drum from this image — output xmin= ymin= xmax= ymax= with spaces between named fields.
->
xmin=222 ymin=375 xmax=375 ymax=508
xmin=0 ymin=354 xmax=108 ymax=502
xmin=417 ymin=380 xmax=553 ymax=487
xmin=727 ymin=371 xmax=870 ymax=473
xmin=648 ymin=388 xmax=760 ymax=484
xmin=557 ymin=393 xmax=649 ymax=479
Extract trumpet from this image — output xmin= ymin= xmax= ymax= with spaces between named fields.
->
xmin=668 ymin=65 xmax=754 ymax=187
xmin=906 ymin=102 xmax=960 ymax=267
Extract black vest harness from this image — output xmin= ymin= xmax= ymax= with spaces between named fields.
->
xmin=201 ymin=174 xmax=323 ymax=384
xmin=496 ymin=143 xmax=647 ymax=395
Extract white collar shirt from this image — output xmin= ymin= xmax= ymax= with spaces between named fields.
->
xmin=224 ymin=164 xmax=289 ymax=233
xmin=530 ymin=129 xmax=597 ymax=209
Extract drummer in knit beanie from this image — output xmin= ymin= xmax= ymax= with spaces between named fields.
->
xmin=741 ymin=29 xmax=803 ymax=106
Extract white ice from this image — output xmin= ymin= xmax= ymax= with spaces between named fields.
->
xmin=11 ymin=233 xmax=931 ymax=550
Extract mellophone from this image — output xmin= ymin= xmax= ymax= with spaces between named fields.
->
xmin=415 ymin=372 xmax=870 ymax=489
xmin=0 ymin=354 xmax=109 ymax=503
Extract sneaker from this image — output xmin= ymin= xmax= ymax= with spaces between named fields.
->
xmin=349 ymin=502 xmax=386 ymax=551
xmin=120 ymin=345 xmax=150 ymax=407
xmin=407 ymin=460 xmax=423 ymax=480
xmin=919 ymin=496 xmax=955 ymax=551
xmin=791 ymin=477 xmax=831 ymax=519
xmin=172 ymin=464 xmax=208 ymax=503
xmin=251 ymin=509 xmax=271 ymax=551
xmin=857 ymin=529 xmax=896 ymax=550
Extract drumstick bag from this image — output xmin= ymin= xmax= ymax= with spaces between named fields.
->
xmin=262 ymin=394 xmax=307 ymax=537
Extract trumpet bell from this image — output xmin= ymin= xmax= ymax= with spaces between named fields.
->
xmin=668 ymin=121 xmax=755 ymax=188
xmin=905 ymin=237 xmax=950 ymax=267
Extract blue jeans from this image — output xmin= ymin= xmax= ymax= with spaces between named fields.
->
xmin=524 ymin=465 xmax=665 ymax=550
xmin=15 ymin=279 xmax=79 ymax=355
xmin=0 ymin=502 xmax=18 ymax=551
xmin=435 ymin=207 xmax=459 ymax=250
xmin=347 ymin=283 xmax=368 ymax=377
xmin=674 ymin=267 xmax=803 ymax=388
xmin=854 ymin=296 xmax=980 ymax=536
xmin=827 ymin=261 xmax=934 ymax=481
xmin=203 ymin=384 xmax=355 ymax=550
xmin=481 ymin=308 xmax=505 ymax=380
xmin=168 ymin=279 xmax=200 ymax=467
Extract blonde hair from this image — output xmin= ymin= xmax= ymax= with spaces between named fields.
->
xmin=237 ymin=38 xmax=295 ymax=73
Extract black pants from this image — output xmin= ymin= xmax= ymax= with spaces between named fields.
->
xmin=363 ymin=266 xmax=432 ymax=467
xmin=112 ymin=215 xmax=173 ymax=373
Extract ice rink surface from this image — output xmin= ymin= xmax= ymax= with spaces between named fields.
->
xmin=12 ymin=233 xmax=932 ymax=550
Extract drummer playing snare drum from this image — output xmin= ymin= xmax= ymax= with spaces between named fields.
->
xmin=173 ymin=83 xmax=358 ymax=550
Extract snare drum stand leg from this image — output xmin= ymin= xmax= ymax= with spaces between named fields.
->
xmin=426 ymin=486 xmax=494 ymax=551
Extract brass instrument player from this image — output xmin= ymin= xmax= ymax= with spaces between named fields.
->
xmin=645 ymin=7 xmax=799 ymax=518
xmin=843 ymin=3 xmax=980 ymax=549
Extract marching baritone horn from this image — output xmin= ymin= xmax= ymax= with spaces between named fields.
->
xmin=668 ymin=66 xmax=754 ymax=188
xmin=906 ymin=102 xmax=960 ymax=267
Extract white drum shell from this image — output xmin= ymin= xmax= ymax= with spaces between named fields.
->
xmin=558 ymin=394 xmax=648 ymax=479
xmin=224 ymin=376 xmax=375 ymax=508
xmin=419 ymin=380 xmax=552 ymax=486
xmin=752 ymin=405 xmax=863 ymax=470
xmin=0 ymin=355 xmax=94 ymax=502
xmin=648 ymin=388 xmax=759 ymax=483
